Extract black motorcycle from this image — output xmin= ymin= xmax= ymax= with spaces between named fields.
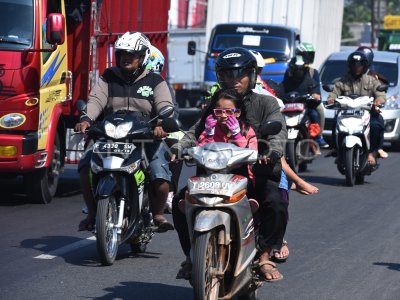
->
xmin=77 ymin=101 xmax=178 ymax=265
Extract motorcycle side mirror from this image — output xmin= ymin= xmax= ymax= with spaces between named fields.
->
xmin=188 ymin=41 xmax=196 ymax=55
xmin=259 ymin=120 xmax=282 ymax=137
xmin=158 ymin=106 xmax=174 ymax=119
xmin=161 ymin=117 xmax=181 ymax=133
xmin=76 ymin=99 xmax=87 ymax=114
xmin=376 ymin=84 xmax=388 ymax=92
xmin=322 ymin=84 xmax=333 ymax=92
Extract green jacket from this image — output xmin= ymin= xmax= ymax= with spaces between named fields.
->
xmin=327 ymin=73 xmax=386 ymax=104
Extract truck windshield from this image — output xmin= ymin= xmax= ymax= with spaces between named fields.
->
xmin=320 ymin=60 xmax=398 ymax=87
xmin=0 ymin=0 xmax=34 ymax=50
xmin=210 ymin=25 xmax=293 ymax=61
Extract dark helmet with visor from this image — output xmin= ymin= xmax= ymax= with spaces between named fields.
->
xmin=215 ymin=47 xmax=257 ymax=90
xmin=347 ymin=51 xmax=369 ymax=75
xmin=356 ymin=46 xmax=374 ymax=68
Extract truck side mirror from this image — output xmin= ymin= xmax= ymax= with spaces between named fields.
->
xmin=46 ymin=13 xmax=65 ymax=45
xmin=188 ymin=41 xmax=196 ymax=55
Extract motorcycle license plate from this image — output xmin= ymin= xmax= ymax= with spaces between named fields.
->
xmin=190 ymin=180 xmax=233 ymax=195
xmin=93 ymin=142 xmax=135 ymax=154
xmin=282 ymin=102 xmax=304 ymax=112
xmin=341 ymin=110 xmax=364 ymax=116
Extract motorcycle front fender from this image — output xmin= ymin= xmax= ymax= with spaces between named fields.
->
xmin=194 ymin=210 xmax=231 ymax=245
xmin=344 ymin=135 xmax=362 ymax=149
xmin=96 ymin=174 xmax=118 ymax=199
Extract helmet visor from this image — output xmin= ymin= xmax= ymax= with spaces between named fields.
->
xmin=216 ymin=68 xmax=251 ymax=85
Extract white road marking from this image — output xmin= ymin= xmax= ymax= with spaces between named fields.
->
xmin=34 ymin=236 xmax=96 ymax=260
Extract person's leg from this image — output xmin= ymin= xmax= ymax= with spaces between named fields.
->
xmin=316 ymin=104 xmax=329 ymax=148
xmin=147 ymin=141 xmax=174 ymax=231
xmin=369 ymin=113 xmax=386 ymax=164
xmin=254 ymin=176 xmax=288 ymax=281
xmin=77 ymin=149 xmax=96 ymax=231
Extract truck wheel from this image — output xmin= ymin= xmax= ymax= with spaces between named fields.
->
xmin=24 ymin=133 xmax=61 ymax=204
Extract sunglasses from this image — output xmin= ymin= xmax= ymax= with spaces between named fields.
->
xmin=213 ymin=108 xmax=240 ymax=116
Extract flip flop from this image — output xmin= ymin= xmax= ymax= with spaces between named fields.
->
xmin=256 ymin=260 xmax=283 ymax=282
xmin=271 ymin=240 xmax=289 ymax=263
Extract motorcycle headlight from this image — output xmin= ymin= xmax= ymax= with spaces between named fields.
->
xmin=104 ymin=121 xmax=133 ymax=139
xmin=0 ymin=113 xmax=26 ymax=128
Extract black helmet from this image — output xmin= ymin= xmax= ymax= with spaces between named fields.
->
xmin=356 ymin=46 xmax=374 ymax=67
xmin=215 ymin=47 xmax=257 ymax=90
xmin=288 ymin=55 xmax=307 ymax=79
xmin=347 ymin=51 xmax=369 ymax=75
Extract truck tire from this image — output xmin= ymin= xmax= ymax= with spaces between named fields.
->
xmin=24 ymin=133 xmax=61 ymax=204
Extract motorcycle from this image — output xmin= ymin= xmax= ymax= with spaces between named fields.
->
xmin=178 ymin=121 xmax=282 ymax=300
xmin=77 ymin=101 xmax=178 ymax=265
xmin=282 ymin=92 xmax=319 ymax=173
xmin=326 ymin=96 xmax=378 ymax=186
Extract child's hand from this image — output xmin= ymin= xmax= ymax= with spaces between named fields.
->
xmin=226 ymin=115 xmax=240 ymax=136
xmin=205 ymin=114 xmax=217 ymax=136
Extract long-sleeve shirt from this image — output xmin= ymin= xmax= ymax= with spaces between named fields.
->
xmin=198 ymin=124 xmax=257 ymax=184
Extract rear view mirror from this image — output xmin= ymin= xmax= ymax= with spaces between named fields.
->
xmin=46 ymin=13 xmax=65 ymax=45
xmin=259 ymin=120 xmax=282 ymax=137
xmin=188 ymin=41 xmax=196 ymax=55
xmin=76 ymin=99 xmax=87 ymax=114
xmin=376 ymin=84 xmax=388 ymax=92
xmin=322 ymin=84 xmax=333 ymax=92
xmin=161 ymin=118 xmax=181 ymax=133
xmin=158 ymin=106 xmax=174 ymax=119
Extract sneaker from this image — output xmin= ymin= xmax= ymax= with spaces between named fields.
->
xmin=316 ymin=136 xmax=329 ymax=148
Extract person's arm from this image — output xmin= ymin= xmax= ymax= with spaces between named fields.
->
xmin=85 ymin=77 xmax=109 ymax=121
xmin=153 ymin=80 xmax=174 ymax=115
xmin=327 ymin=81 xmax=343 ymax=105
xmin=170 ymin=121 xmax=199 ymax=158
xmin=198 ymin=131 xmax=214 ymax=146
xmin=260 ymin=96 xmax=288 ymax=160
xmin=372 ymin=78 xmax=386 ymax=105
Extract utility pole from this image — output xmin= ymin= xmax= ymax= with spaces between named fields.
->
xmin=371 ymin=0 xmax=375 ymax=47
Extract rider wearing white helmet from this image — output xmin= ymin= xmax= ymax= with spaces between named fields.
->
xmin=147 ymin=45 xmax=165 ymax=74
xmin=75 ymin=32 xmax=175 ymax=232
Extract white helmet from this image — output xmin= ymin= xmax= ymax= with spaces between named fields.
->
xmin=115 ymin=32 xmax=151 ymax=69
xmin=250 ymin=50 xmax=265 ymax=69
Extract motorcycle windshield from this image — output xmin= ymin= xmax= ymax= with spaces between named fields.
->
xmin=0 ymin=0 xmax=34 ymax=50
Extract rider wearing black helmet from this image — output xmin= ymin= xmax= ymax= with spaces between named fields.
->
xmin=327 ymin=50 xmax=387 ymax=164
xmin=172 ymin=47 xmax=288 ymax=282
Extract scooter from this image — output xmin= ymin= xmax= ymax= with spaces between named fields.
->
xmin=179 ymin=121 xmax=282 ymax=300
xmin=326 ymin=96 xmax=376 ymax=186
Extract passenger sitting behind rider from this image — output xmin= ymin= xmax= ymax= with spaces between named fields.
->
xmin=75 ymin=32 xmax=175 ymax=232
xmin=327 ymin=51 xmax=387 ymax=165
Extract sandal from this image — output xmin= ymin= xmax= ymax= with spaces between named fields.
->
xmin=271 ymin=240 xmax=289 ymax=263
xmin=256 ymin=260 xmax=283 ymax=282
xmin=78 ymin=218 xmax=95 ymax=231
xmin=153 ymin=215 xmax=175 ymax=233
xmin=377 ymin=149 xmax=388 ymax=159
xmin=176 ymin=259 xmax=192 ymax=280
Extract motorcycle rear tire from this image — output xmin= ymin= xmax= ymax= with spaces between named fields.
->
xmin=192 ymin=230 xmax=221 ymax=300
xmin=286 ymin=140 xmax=297 ymax=173
xmin=345 ymin=148 xmax=356 ymax=186
xmin=96 ymin=197 xmax=119 ymax=266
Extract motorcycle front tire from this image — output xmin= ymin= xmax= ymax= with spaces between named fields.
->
xmin=192 ymin=230 xmax=221 ymax=300
xmin=345 ymin=148 xmax=356 ymax=186
xmin=96 ymin=197 xmax=119 ymax=266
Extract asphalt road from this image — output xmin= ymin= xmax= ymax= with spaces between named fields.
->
xmin=0 ymin=148 xmax=399 ymax=300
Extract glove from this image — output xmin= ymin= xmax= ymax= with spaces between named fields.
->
xmin=205 ymin=114 xmax=217 ymax=136
xmin=226 ymin=115 xmax=241 ymax=136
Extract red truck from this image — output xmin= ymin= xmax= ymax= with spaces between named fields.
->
xmin=0 ymin=0 xmax=170 ymax=203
